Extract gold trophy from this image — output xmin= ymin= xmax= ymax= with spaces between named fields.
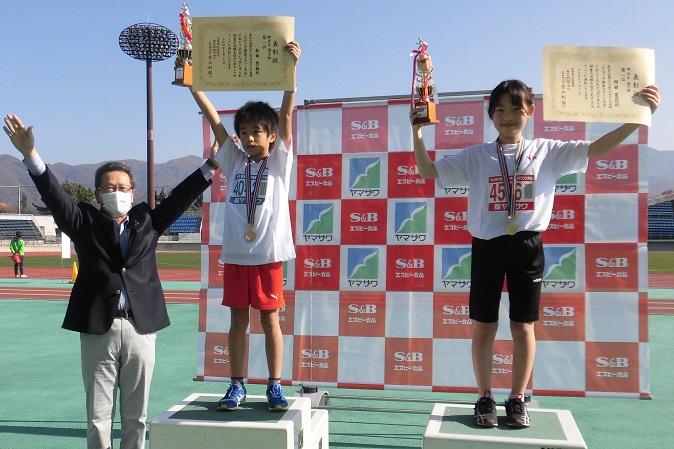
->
xmin=411 ymin=38 xmax=439 ymax=126
xmin=172 ymin=3 xmax=193 ymax=86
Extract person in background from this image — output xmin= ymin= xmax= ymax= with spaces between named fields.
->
xmin=10 ymin=230 xmax=26 ymax=277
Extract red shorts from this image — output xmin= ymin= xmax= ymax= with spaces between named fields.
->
xmin=222 ymin=262 xmax=285 ymax=310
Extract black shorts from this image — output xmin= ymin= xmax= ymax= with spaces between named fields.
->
xmin=469 ymin=232 xmax=544 ymax=323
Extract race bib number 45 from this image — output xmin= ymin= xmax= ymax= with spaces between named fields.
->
xmin=488 ymin=174 xmax=535 ymax=212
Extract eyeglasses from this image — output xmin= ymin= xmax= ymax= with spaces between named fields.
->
xmin=97 ymin=185 xmax=133 ymax=193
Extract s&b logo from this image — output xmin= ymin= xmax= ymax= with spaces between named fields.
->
xmin=444 ymin=211 xmax=468 ymax=222
xmin=304 ymin=258 xmax=332 ymax=269
xmin=542 ymin=306 xmax=575 ymax=317
xmin=493 ymin=354 xmax=514 ymax=365
xmin=551 ymin=210 xmax=575 ymax=220
xmin=595 ymin=159 xmax=628 ymax=170
xmin=596 ymin=357 xmax=629 ymax=368
xmin=595 ymin=258 xmax=629 ymax=268
xmin=397 ymin=165 xmax=419 ymax=176
xmin=213 ymin=346 xmax=229 ymax=355
xmin=444 ymin=115 xmax=475 ymax=126
xmin=350 ymin=212 xmax=378 ymax=223
xmin=301 ymin=349 xmax=330 ymax=359
xmin=305 ymin=167 xmax=334 ymax=178
xmin=442 ymin=305 xmax=470 ymax=316
xmin=394 ymin=352 xmax=424 ymax=362
xmin=351 ymin=120 xmax=379 ymax=130
xmin=395 ymin=258 xmax=425 ymax=269
xmin=347 ymin=304 xmax=377 ymax=314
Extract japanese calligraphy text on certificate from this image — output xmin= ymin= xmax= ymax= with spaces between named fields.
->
xmin=191 ymin=16 xmax=294 ymax=91
xmin=542 ymin=46 xmax=655 ymax=126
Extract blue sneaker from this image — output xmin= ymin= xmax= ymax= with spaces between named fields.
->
xmin=218 ymin=383 xmax=246 ymax=411
xmin=266 ymin=383 xmax=289 ymax=411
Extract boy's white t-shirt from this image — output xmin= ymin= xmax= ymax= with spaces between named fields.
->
xmin=434 ymin=138 xmax=590 ymax=240
xmin=214 ymin=137 xmax=296 ymax=265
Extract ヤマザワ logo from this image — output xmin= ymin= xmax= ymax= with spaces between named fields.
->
xmin=302 ymin=203 xmax=335 ymax=242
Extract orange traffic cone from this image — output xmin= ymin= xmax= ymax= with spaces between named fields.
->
xmin=70 ymin=262 xmax=78 ymax=284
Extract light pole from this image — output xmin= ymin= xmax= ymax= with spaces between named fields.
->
xmin=119 ymin=23 xmax=177 ymax=208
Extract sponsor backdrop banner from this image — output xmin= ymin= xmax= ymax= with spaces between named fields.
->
xmin=197 ymin=92 xmax=650 ymax=398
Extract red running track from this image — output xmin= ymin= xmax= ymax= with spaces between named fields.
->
xmin=1 ymin=269 xmax=673 ymax=313
xmin=0 ymin=267 xmax=200 ymax=303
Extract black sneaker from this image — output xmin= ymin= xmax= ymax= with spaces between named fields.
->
xmin=504 ymin=396 xmax=531 ymax=428
xmin=473 ymin=392 xmax=498 ymax=427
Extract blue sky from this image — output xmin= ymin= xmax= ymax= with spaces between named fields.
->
xmin=2 ymin=0 xmax=672 ymax=165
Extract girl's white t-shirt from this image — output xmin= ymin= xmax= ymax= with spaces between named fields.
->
xmin=214 ymin=137 xmax=296 ymax=265
xmin=434 ymin=138 xmax=590 ymax=240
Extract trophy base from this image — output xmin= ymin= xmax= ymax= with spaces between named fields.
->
xmin=172 ymin=64 xmax=193 ymax=87
xmin=413 ymin=100 xmax=440 ymax=126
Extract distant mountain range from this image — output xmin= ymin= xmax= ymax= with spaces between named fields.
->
xmin=0 ymin=154 xmax=203 ymax=213
xmin=0 ymin=147 xmax=673 ymax=213
xmin=646 ymin=147 xmax=674 ymax=199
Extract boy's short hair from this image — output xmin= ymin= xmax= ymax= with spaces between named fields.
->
xmin=94 ymin=162 xmax=137 ymax=190
xmin=487 ymin=79 xmax=534 ymax=120
xmin=234 ymin=101 xmax=280 ymax=147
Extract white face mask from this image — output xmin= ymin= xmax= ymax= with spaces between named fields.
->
xmin=100 ymin=191 xmax=133 ymax=217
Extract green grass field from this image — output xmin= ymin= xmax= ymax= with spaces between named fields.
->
xmin=3 ymin=251 xmax=673 ymax=273
xmin=1 ymin=252 xmax=201 ymax=270
xmin=649 ymin=252 xmax=674 ymax=273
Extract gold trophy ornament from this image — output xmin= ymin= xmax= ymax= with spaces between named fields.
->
xmin=172 ymin=3 xmax=193 ymax=86
xmin=411 ymin=38 xmax=439 ymax=126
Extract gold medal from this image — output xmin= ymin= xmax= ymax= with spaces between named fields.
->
xmin=506 ymin=222 xmax=518 ymax=236
xmin=244 ymin=156 xmax=268 ymax=245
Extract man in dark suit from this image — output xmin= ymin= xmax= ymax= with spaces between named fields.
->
xmin=4 ymin=114 xmax=220 ymax=449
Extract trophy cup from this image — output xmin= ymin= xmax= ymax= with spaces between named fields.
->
xmin=411 ymin=38 xmax=439 ymax=125
xmin=172 ymin=3 xmax=193 ymax=86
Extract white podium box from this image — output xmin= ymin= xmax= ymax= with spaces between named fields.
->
xmin=150 ymin=393 xmax=312 ymax=449
xmin=309 ymin=409 xmax=329 ymax=449
xmin=423 ymin=403 xmax=587 ymax=449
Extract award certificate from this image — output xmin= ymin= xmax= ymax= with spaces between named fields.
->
xmin=542 ymin=46 xmax=655 ymax=126
xmin=192 ymin=16 xmax=295 ymax=91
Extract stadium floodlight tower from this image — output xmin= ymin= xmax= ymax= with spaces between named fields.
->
xmin=119 ymin=23 xmax=178 ymax=208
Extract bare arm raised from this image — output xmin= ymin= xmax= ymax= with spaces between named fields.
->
xmin=191 ymin=91 xmax=229 ymax=149
xmin=279 ymin=41 xmax=301 ymax=150
xmin=409 ymin=108 xmax=439 ymax=179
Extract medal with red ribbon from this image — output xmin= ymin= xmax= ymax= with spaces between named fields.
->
xmin=244 ymin=156 xmax=268 ymax=242
xmin=496 ymin=138 xmax=525 ymax=235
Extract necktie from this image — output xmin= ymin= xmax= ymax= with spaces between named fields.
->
xmin=119 ymin=221 xmax=130 ymax=259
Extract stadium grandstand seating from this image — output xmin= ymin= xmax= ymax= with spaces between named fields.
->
xmin=168 ymin=215 xmax=201 ymax=235
xmin=648 ymin=201 xmax=674 ymax=240
xmin=0 ymin=219 xmax=43 ymax=240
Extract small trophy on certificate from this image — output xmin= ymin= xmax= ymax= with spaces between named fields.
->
xmin=411 ymin=38 xmax=439 ymax=125
xmin=172 ymin=3 xmax=193 ymax=86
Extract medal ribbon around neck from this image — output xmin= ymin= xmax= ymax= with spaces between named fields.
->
xmin=497 ymin=138 xmax=525 ymax=219
xmin=245 ymin=156 xmax=269 ymax=229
